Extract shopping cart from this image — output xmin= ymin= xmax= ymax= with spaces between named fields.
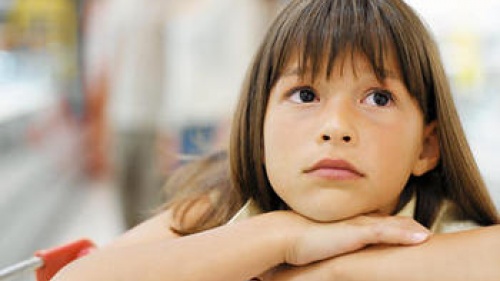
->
xmin=0 ymin=239 xmax=95 ymax=281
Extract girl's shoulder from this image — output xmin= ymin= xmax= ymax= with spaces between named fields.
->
xmin=102 ymin=209 xmax=181 ymax=250
xmin=103 ymin=196 xmax=216 ymax=250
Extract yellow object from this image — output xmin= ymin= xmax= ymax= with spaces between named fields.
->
xmin=7 ymin=0 xmax=77 ymax=48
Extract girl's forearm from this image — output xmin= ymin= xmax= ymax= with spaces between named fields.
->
xmin=331 ymin=224 xmax=500 ymax=281
xmin=265 ymin=224 xmax=500 ymax=281
xmin=52 ymin=213 xmax=288 ymax=281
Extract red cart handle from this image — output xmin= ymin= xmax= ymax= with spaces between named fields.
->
xmin=35 ymin=239 xmax=95 ymax=281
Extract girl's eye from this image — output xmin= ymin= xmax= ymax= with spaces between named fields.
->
xmin=364 ymin=89 xmax=394 ymax=107
xmin=289 ymin=88 xmax=318 ymax=103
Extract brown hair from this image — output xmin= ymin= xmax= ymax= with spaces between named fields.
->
xmin=162 ymin=151 xmax=243 ymax=235
xmin=169 ymin=0 xmax=498 ymax=234
xmin=230 ymin=0 xmax=498 ymax=228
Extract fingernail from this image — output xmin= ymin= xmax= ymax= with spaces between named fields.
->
xmin=410 ymin=232 xmax=429 ymax=242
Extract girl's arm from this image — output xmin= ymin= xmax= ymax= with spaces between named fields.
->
xmin=53 ymin=210 xmax=286 ymax=281
xmin=266 ymin=224 xmax=500 ymax=281
xmin=52 ymin=209 xmax=429 ymax=281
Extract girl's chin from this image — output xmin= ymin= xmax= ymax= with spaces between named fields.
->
xmin=293 ymin=208 xmax=360 ymax=223
xmin=292 ymin=205 xmax=387 ymax=223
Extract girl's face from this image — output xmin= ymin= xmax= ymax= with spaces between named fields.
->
xmin=263 ymin=53 xmax=439 ymax=222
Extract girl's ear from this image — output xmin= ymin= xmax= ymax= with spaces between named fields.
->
xmin=412 ymin=121 xmax=440 ymax=176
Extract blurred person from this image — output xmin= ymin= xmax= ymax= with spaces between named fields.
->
xmin=84 ymin=0 xmax=169 ymax=229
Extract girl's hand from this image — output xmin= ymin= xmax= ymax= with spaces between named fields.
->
xmin=269 ymin=211 xmax=430 ymax=266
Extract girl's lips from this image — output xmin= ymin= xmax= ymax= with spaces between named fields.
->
xmin=304 ymin=159 xmax=364 ymax=180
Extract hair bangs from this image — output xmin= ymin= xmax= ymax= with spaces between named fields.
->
xmin=269 ymin=0 xmax=400 ymax=86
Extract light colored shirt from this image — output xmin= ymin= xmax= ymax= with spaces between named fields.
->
xmin=229 ymin=197 xmax=479 ymax=234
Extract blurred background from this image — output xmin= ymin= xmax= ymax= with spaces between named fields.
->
xmin=0 ymin=0 xmax=499 ymax=279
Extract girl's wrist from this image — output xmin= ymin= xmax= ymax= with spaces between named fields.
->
xmin=253 ymin=211 xmax=307 ymax=265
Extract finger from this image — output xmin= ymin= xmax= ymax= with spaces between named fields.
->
xmin=350 ymin=216 xmax=431 ymax=246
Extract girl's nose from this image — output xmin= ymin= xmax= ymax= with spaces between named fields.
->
xmin=317 ymin=103 xmax=357 ymax=145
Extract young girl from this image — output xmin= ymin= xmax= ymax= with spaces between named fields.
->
xmin=53 ymin=0 xmax=500 ymax=280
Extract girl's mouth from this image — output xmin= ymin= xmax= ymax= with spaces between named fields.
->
xmin=304 ymin=158 xmax=364 ymax=180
